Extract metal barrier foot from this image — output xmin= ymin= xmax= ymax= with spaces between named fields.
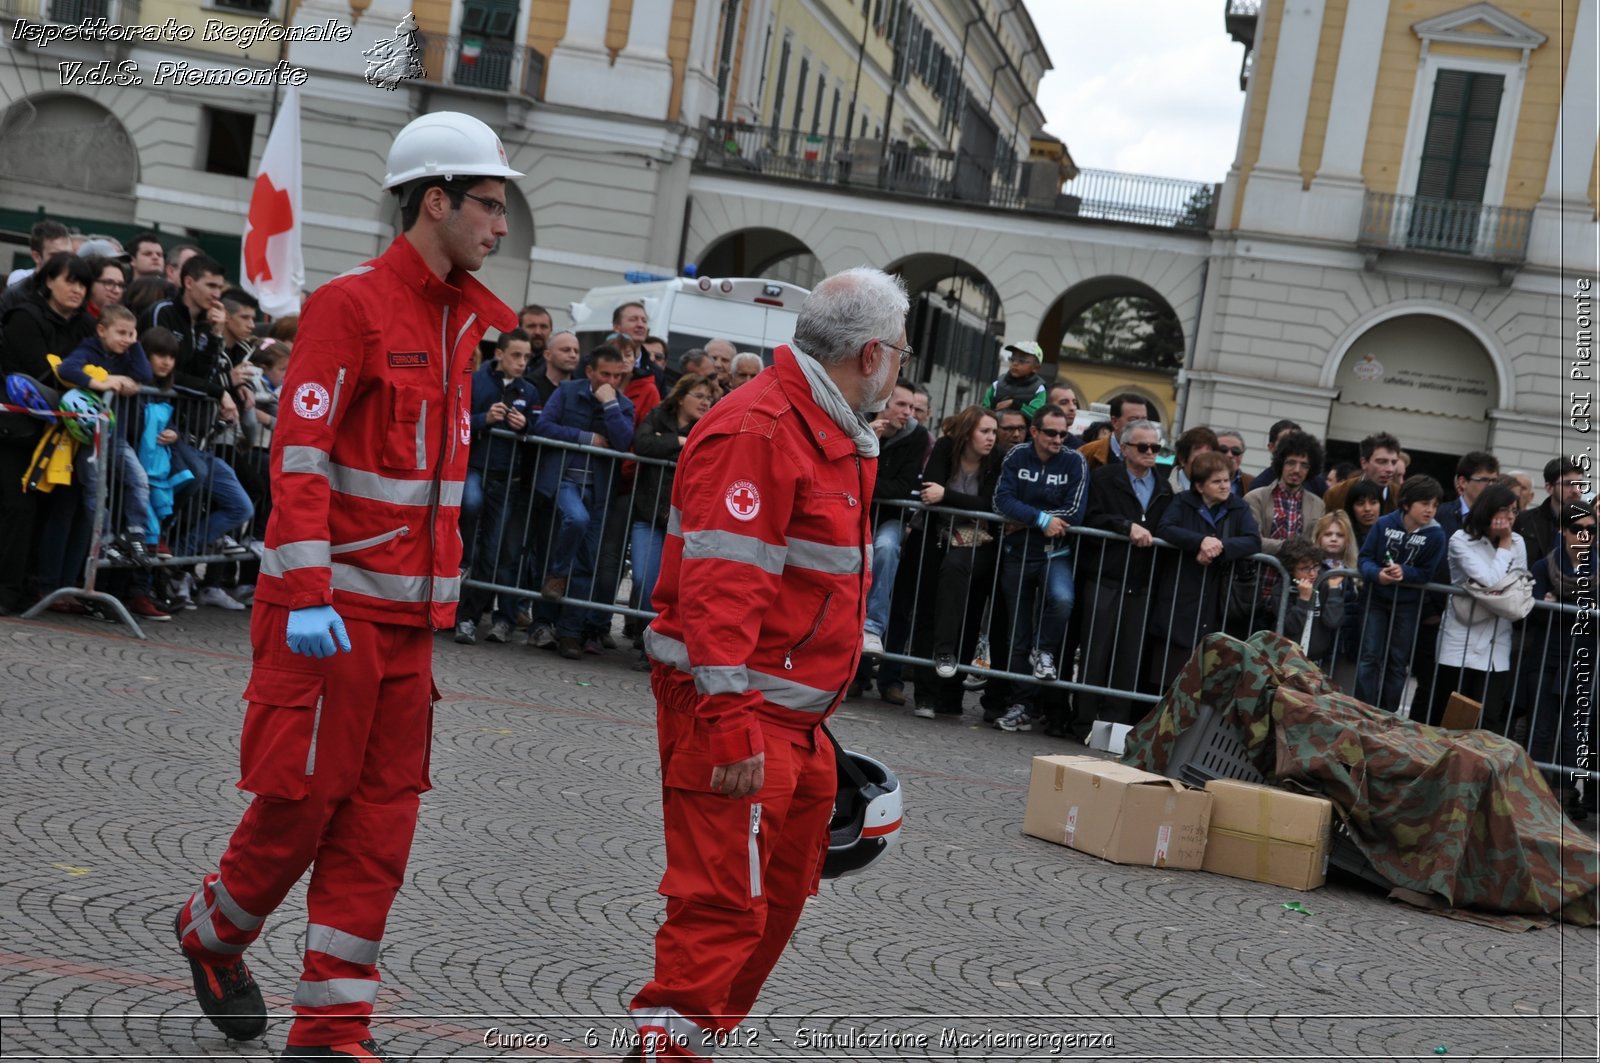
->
xmin=20 ymin=589 xmax=146 ymax=640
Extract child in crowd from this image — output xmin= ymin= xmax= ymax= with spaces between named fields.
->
xmin=57 ymin=304 xmax=156 ymax=566
xmin=1279 ymin=536 xmax=1345 ymax=671
xmin=1344 ymin=478 xmax=1385 ymax=548
xmin=1353 ymin=475 xmax=1446 ymax=711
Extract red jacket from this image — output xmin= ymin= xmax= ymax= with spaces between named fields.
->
xmin=256 ymin=236 xmax=515 ymax=629
xmin=643 ymin=345 xmax=876 ymax=765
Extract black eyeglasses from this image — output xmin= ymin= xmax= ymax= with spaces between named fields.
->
xmin=878 ymin=340 xmax=914 ymax=365
xmin=1037 ymin=428 xmax=1069 ymax=439
xmin=459 ymin=191 xmax=508 ymax=218
xmin=1129 ymin=442 xmax=1161 ymax=454
xmin=1568 ymin=524 xmax=1596 ymax=535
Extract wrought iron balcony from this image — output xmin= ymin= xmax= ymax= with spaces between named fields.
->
xmin=413 ymin=32 xmax=544 ymax=100
xmin=0 ymin=0 xmax=142 ymax=34
xmin=697 ymin=120 xmax=1215 ymax=232
xmin=1359 ymin=192 xmax=1532 ymax=264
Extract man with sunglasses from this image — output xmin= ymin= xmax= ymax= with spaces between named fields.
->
xmin=171 ymin=111 xmax=519 ymax=1063
xmin=1214 ymin=429 xmax=1253 ymax=497
xmin=991 ymin=404 xmax=1090 ymax=732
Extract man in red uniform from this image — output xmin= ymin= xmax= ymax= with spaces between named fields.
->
xmin=630 ymin=267 xmax=910 ymax=1061
xmin=171 ymin=112 xmax=519 ymax=1063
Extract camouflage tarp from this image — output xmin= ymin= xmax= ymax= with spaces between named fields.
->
xmin=1123 ymin=631 xmax=1600 ymax=926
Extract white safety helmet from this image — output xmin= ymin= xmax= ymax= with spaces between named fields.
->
xmin=822 ymin=747 xmax=903 ymax=879
xmin=381 ymin=111 xmax=524 ymax=192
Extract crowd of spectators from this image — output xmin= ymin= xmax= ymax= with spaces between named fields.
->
xmin=2 ymin=218 xmax=1591 ymax=813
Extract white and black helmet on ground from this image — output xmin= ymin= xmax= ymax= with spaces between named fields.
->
xmin=822 ymin=728 xmax=903 ymax=879
xmin=382 ymin=111 xmax=523 ymax=207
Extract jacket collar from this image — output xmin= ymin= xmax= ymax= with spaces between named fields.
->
xmin=379 ymin=235 xmax=517 ymax=332
xmin=773 ymin=345 xmax=858 ymax=461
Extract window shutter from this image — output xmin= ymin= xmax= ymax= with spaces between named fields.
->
xmin=1416 ymin=69 xmax=1503 ymax=203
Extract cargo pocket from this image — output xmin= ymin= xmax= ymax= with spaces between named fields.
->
xmin=420 ymin=680 xmax=441 ymax=794
xmin=237 ymin=667 xmax=326 ymax=800
xmin=381 ymin=384 xmax=427 ymax=471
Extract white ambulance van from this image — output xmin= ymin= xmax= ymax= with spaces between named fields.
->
xmin=567 ymin=277 xmax=809 ymax=366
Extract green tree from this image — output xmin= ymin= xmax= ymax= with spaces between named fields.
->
xmin=1065 ymin=296 xmax=1184 ymax=371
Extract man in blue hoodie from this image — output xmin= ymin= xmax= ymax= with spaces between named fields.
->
xmin=454 ymin=329 xmax=536 ymax=645
xmin=1353 ymin=474 xmax=1446 ymax=710
xmin=532 ymin=345 xmax=636 ymax=658
xmin=991 ymin=403 xmax=1089 ymax=732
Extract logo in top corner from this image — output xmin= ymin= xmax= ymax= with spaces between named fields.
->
xmin=363 ymin=11 xmax=425 ymax=90
xmin=725 ymin=480 xmax=761 ymax=521
xmin=293 ymin=382 xmax=330 ymax=419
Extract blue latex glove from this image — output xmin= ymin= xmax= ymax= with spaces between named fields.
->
xmin=285 ymin=605 xmax=352 ymax=659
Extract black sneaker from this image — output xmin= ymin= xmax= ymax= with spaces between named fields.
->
xmin=174 ymin=911 xmax=266 ymax=1041
xmin=279 ymin=1039 xmax=398 ymax=1062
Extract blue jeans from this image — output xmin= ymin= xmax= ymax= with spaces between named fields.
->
xmin=1353 ymin=594 xmax=1420 ymax=711
xmin=81 ymin=437 xmax=153 ymax=538
xmin=864 ymin=520 xmax=904 ymax=637
xmin=457 ymin=472 xmax=523 ymax=625
xmin=630 ymin=519 xmax=666 ymax=615
xmin=175 ymin=449 xmax=254 ymax=556
xmin=999 ymin=544 xmax=1077 ymax=706
xmin=552 ymin=481 xmax=607 ymax=637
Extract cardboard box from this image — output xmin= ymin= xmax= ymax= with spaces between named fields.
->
xmin=1440 ymin=692 xmax=1483 ymax=730
xmin=1023 ymin=755 xmax=1211 ymax=869
xmin=1087 ymin=720 xmax=1132 ymax=755
xmin=1201 ymin=779 xmax=1334 ymax=891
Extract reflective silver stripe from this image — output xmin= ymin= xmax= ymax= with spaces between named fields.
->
xmin=292 ymin=977 xmax=380 ymax=1008
xmin=631 ymin=1007 xmax=710 ymax=1059
xmin=748 ymin=803 xmax=763 ymax=899
xmin=415 ymin=398 xmax=427 ymax=471
xmin=329 ymin=564 xmax=459 ymax=605
xmin=281 ymin=445 xmax=330 ymax=477
xmin=693 ymin=664 xmax=748 ymax=696
xmin=787 ymin=537 xmax=862 ymax=575
xmin=746 ymin=669 xmax=836 ymax=714
xmin=644 ymin=631 xmax=835 ymax=714
xmin=211 ymin=877 xmax=264 ymax=932
xmin=306 ymin=697 xmax=323 ymax=775
xmin=452 ymin=313 xmax=477 ymax=360
xmin=329 ymin=525 xmax=409 ymax=556
xmin=261 ymin=539 xmax=331 ymax=577
xmin=681 ymin=528 xmax=786 ymax=574
xmin=666 ymin=506 xmax=682 ymax=537
xmin=192 ymin=904 xmax=248 ymax=956
xmin=305 ymin=924 xmax=381 ymax=967
xmin=334 ymin=265 xmax=374 ymax=279
xmin=439 ymin=479 xmax=464 ymax=507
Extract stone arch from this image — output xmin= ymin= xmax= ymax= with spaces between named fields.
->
xmin=1038 ymin=275 xmax=1185 ymax=372
xmin=884 ymin=251 xmax=1007 ymax=419
xmin=0 ymin=92 xmax=138 ymax=218
xmin=1319 ymin=300 xmax=1512 ymax=410
xmin=696 ymin=227 xmax=821 ymax=288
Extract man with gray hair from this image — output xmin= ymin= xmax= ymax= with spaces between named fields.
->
xmin=729 ymin=350 xmax=763 ymax=389
xmin=629 ymin=266 xmax=908 ymax=1061
xmin=704 ymin=336 xmax=736 ymax=393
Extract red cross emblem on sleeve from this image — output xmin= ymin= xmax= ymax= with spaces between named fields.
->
xmin=292 ymin=382 xmax=331 ymax=420
xmin=725 ymin=480 xmax=761 ymax=521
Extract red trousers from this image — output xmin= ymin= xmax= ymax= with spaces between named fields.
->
xmin=630 ymin=670 xmax=835 ymax=1062
xmin=176 ymin=602 xmax=435 ymax=1046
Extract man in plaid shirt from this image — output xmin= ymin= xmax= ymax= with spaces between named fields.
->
xmin=1244 ymin=431 xmax=1327 ymax=615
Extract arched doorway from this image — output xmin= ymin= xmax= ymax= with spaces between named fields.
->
xmin=885 ymin=253 xmax=1005 ymax=424
xmin=1326 ymin=313 xmax=1499 ymax=484
xmin=697 ymin=228 xmax=821 ymax=288
xmin=0 ymin=93 xmax=138 ymax=220
xmin=1040 ymin=276 xmax=1183 ymax=429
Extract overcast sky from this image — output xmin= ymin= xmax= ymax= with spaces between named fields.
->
xmin=1028 ymin=0 xmax=1250 ymax=183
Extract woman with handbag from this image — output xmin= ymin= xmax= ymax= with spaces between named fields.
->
xmin=1429 ymin=483 xmax=1527 ymax=730
xmin=893 ymin=405 xmax=1002 ymax=719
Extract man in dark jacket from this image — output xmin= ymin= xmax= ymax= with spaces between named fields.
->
xmin=992 ymin=403 xmax=1089 ymax=731
xmin=862 ymin=381 xmax=929 ymax=658
xmin=1080 ymin=419 xmax=1173 ymax=728
xmin=1516 ymin=456 xmax=1588 ymax=563
xmin=455 ymin=329 xmax=535 ymax=645
xmin=513 ymin=329 xmax=582 ymax=648
xmin=532 ymin=345 xmax=635 ymax=657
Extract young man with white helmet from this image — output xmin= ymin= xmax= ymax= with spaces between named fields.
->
xmin=170 ymin=111 xmax=519 ymax=1063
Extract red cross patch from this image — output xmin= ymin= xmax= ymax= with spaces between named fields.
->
xmin=725 ymin=480 xmax=761 ymax=521
xmin=292 ymin=382 xmax=330 ymax=420
xmin=459 ymin=408 xmax=471 ymax=446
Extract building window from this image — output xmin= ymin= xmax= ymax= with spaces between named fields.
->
xmin=1416 ymin=69 xmax=1503 ymax=203
xmin=769 ymin=35 xmax=791 ymax=139
xmin=202 ymin=107 xmax=255 ymax=177
xmin=828 ymin=86 xmax=841 ymax=140
xmin=792 ymin=55 xmax=809 ymax=130
xmin=811 ymin=73 xmax=826 ymax=135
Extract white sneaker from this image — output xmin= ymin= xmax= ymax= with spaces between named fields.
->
xmin=231 ymin=583 xmax=255 ymax=604
xmin=996 ymin=704 xmax=1032 ymax=732
xmin=862 ymin=630 xmax=885 ymax=655
xmin=197 ymin=585 xmax=246 ymax=611
xmin=913 ymin=706 xmax=937 ymax=719
xmin=1029 ymin=648 xmax=1058 ymax=681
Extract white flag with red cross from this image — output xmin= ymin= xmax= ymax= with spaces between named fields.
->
xmin=241 ymin=85 xmax=304 ymax=319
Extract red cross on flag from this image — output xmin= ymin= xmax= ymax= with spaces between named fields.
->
xmin=241 ymin=84 xmax=304 ymax=319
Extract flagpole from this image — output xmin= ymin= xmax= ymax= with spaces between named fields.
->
xmin=267 ymin=3 xmax=291 ymax=135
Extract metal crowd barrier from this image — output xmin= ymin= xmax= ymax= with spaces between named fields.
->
xmin=21 ymin=385 xmax=262 ymax=637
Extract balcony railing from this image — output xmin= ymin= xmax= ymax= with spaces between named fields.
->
xmin=414 ymin=32 xmax=544 ymax=100
xmin=698 ymin=120 xmax=1215 ymax=231
xmin=1359 ymin=191 xmax=1532 ymax=264
xmin=0 ymin=0 xmax=142 ymax=31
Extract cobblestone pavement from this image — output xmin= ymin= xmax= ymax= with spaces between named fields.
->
xmin=1 ymin=610 xmax=1596 ymax=1062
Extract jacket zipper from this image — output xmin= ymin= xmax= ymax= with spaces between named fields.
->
xmin=330 ymin=524 xmax=410 ymax=555
xmin=816 ymin=489 xmax=858 ymax=507
xmin=783 ymin=593 xmax=833 ymax=670
xmin=327 ymin=366 xmax=347 ymax=422
xmin=423 ymin=306 xmax=450 ymax=619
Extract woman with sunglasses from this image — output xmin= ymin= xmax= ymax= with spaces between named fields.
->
xmin=1520 ymin=502 xmax=1596 ymax=817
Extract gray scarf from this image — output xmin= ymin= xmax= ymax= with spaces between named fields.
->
xmin=790 ymin=345 xmax=880 ymax=458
